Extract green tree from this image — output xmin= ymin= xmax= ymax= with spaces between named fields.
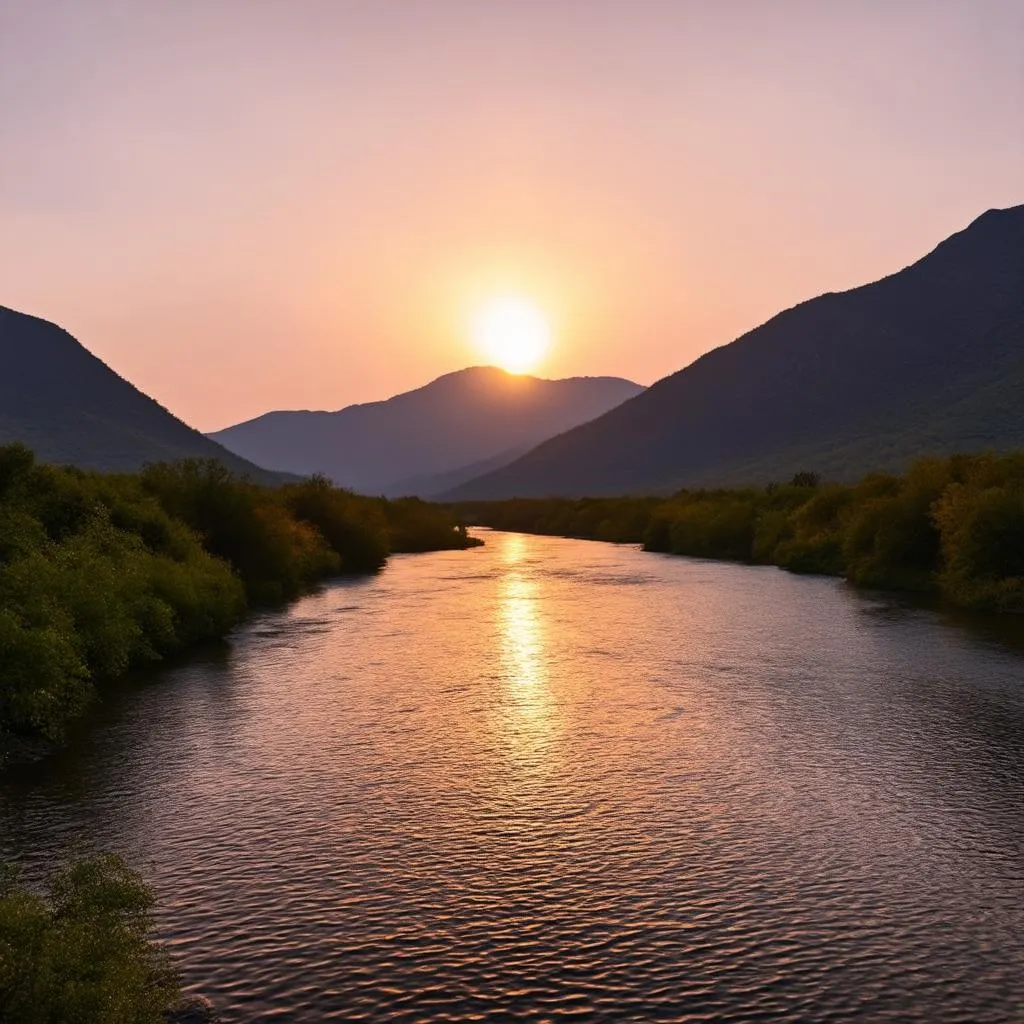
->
xmin=0 ymin=855 xmax=180 ymax=1024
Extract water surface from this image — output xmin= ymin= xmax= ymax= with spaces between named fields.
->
xmin=3 ymin=531 xmax=1023 ymax=1022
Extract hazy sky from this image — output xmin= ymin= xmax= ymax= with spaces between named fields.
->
xmin=2 ymin=1 xmax=1021 ymax=430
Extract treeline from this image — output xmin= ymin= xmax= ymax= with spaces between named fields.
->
xmin=0 ymin=444 xmax=477 ymax=749
xmin=455 ymin=452 xmax=1024 ymax=613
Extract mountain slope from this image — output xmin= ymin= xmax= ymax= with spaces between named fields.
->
xmin=447 ymin=205 xmax=1024 ymax=499
xmin=380 ymin=444 xmax=535 ymax=499
xmin=209 ymin=367 xmax=644 ymax=495
xmin=0 ymin=305 xmax=276 ymax=477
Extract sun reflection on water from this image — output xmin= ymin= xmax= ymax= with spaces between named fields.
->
xmin=500 ymin=574 xmax=546 ymax=691
xmin=494 ymin=536 xmax=557 ymax=769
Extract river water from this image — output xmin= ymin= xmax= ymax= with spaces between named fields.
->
xmin=2 ymin=530 xmax=1023 ymax=1022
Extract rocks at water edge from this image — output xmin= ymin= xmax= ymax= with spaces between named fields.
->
xmin=165 ymin=995 xmax=218 ymax=1023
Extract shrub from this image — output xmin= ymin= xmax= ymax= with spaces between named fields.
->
xmin=458 ymin=451 xmax=1024 ymax=610
xmin=282 ymin=476 xmax=389 ymax=571
xmin=0 ymin=445 xmax=477 ymax=746
xmin=0 ymin=854 xmax=180 ymax=1024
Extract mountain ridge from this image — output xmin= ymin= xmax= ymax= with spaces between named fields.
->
xmin=445 ymin=204 xmax=1024 ymax=499
xmin=213 ymin=366 xmax=641 ymax=426
xmin=0 ymin=305 xmax=280 ymax=479
xmin=209 ymin=366 xmax=644 ymax=495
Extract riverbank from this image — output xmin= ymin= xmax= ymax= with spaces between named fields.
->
xmin=0 ymin=444 xmax=478 ymax=758
xmin=5 ymin=530 xmax=1021 ymax=1020
xmin=452 ymin=451 xmax=1024 ymax=614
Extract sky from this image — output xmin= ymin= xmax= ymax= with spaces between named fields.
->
xmin=1 ymin=1 xmax=1022 ymax=432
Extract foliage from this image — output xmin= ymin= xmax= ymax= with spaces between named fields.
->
xmin=0 ymin=854 xmax=180 ymax=1024
xmin=932 ymin=454 xmax=1024 ymax=611
xmin=383 ymin=497 xmax=483 ymax=554
xmin=0 ymin=445 xmax=477 ymax=748
xmin=455 ymin=451 xmax=1024 ymax=613
xmin=789 ymin=471 xmax=821 ymax=488
xmin=281 ymin=475 xmax=390 ymax=572
xmin=453 ymin=496 xmax=664 ymax=546
xmin=139 ymin=461 xmax=341 ymax=603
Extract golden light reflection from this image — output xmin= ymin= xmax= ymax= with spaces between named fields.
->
xmin=499 ymin=575 xmax=547 ymax=693
xmin=494 ymin=539 xmax=558 ymax=769
xmin=501 ymin=531 xmax=530 ymax=566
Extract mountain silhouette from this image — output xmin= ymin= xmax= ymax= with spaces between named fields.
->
xmin=209 ymin=367 xmax=644 ymax=495
xmin=446 ymin=205 xmax=1024 ymax=499
xmin=0 ymin=305 xmax=276 ymax=477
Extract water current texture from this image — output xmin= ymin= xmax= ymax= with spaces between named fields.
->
xmin=2 ymin=531 xmax=1023 ymax=1022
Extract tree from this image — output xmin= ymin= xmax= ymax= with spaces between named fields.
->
xmin=0 ymin=855 xmax=181 ymax=1023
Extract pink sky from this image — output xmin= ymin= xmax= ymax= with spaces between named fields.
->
xmin=1 ymin=1 xmax=1021 ymax=431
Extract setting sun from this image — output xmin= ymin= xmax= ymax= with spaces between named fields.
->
xmin=471 ymin=297 xmax=552 ymax=374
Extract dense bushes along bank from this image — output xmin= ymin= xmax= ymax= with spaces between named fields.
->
xmin=0 ymin=854 xmax=181 ymax=1023
xmin=455 ymin=452 xmax=1024 ymax=613
xmin=0 ymin=444 xmax=478 ymax=751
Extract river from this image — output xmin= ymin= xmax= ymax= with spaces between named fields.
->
xmin=2 ymin=530 xmax=1023 ymax=1022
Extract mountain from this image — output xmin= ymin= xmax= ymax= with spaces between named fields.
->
xmin=208 ymin=367 xmax=644 ymax=495
xmin=0 ymin=305 xmax=276 ymax=477
xmin=446 ymin=205 xmax=1024 ymax=499
xmin=379 ymin=443 xmax=535 ymax=499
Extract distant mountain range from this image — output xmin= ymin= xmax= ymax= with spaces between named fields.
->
xmin=5 ymin=204 xmax=1021 ymax=499
xmin=208 ymin=367 xmax=644 ymax=496
xmin=0 ymin=305 xmax=274 ymax=478
xmin=447 ymin=204 xmax=1024 ymax=499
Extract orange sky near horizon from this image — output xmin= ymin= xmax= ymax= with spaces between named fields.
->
xmin=1 ymin=1 xmax=1022 ymax=431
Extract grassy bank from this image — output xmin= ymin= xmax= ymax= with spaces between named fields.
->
xmin=0 ymin=444 xmax=478 ymax=752
xmin=454 ymin=452 xmax=1024 ymax=613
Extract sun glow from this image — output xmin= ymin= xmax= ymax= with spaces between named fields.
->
xmin=470 ymin=297 xmax=552 ymax=374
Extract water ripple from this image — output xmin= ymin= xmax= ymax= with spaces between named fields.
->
xmin=2 ymin=532 xmax=1024 ymax=1022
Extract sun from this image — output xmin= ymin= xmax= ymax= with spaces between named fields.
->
xmin=470 ymin=297 xmax=552 ymax=374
